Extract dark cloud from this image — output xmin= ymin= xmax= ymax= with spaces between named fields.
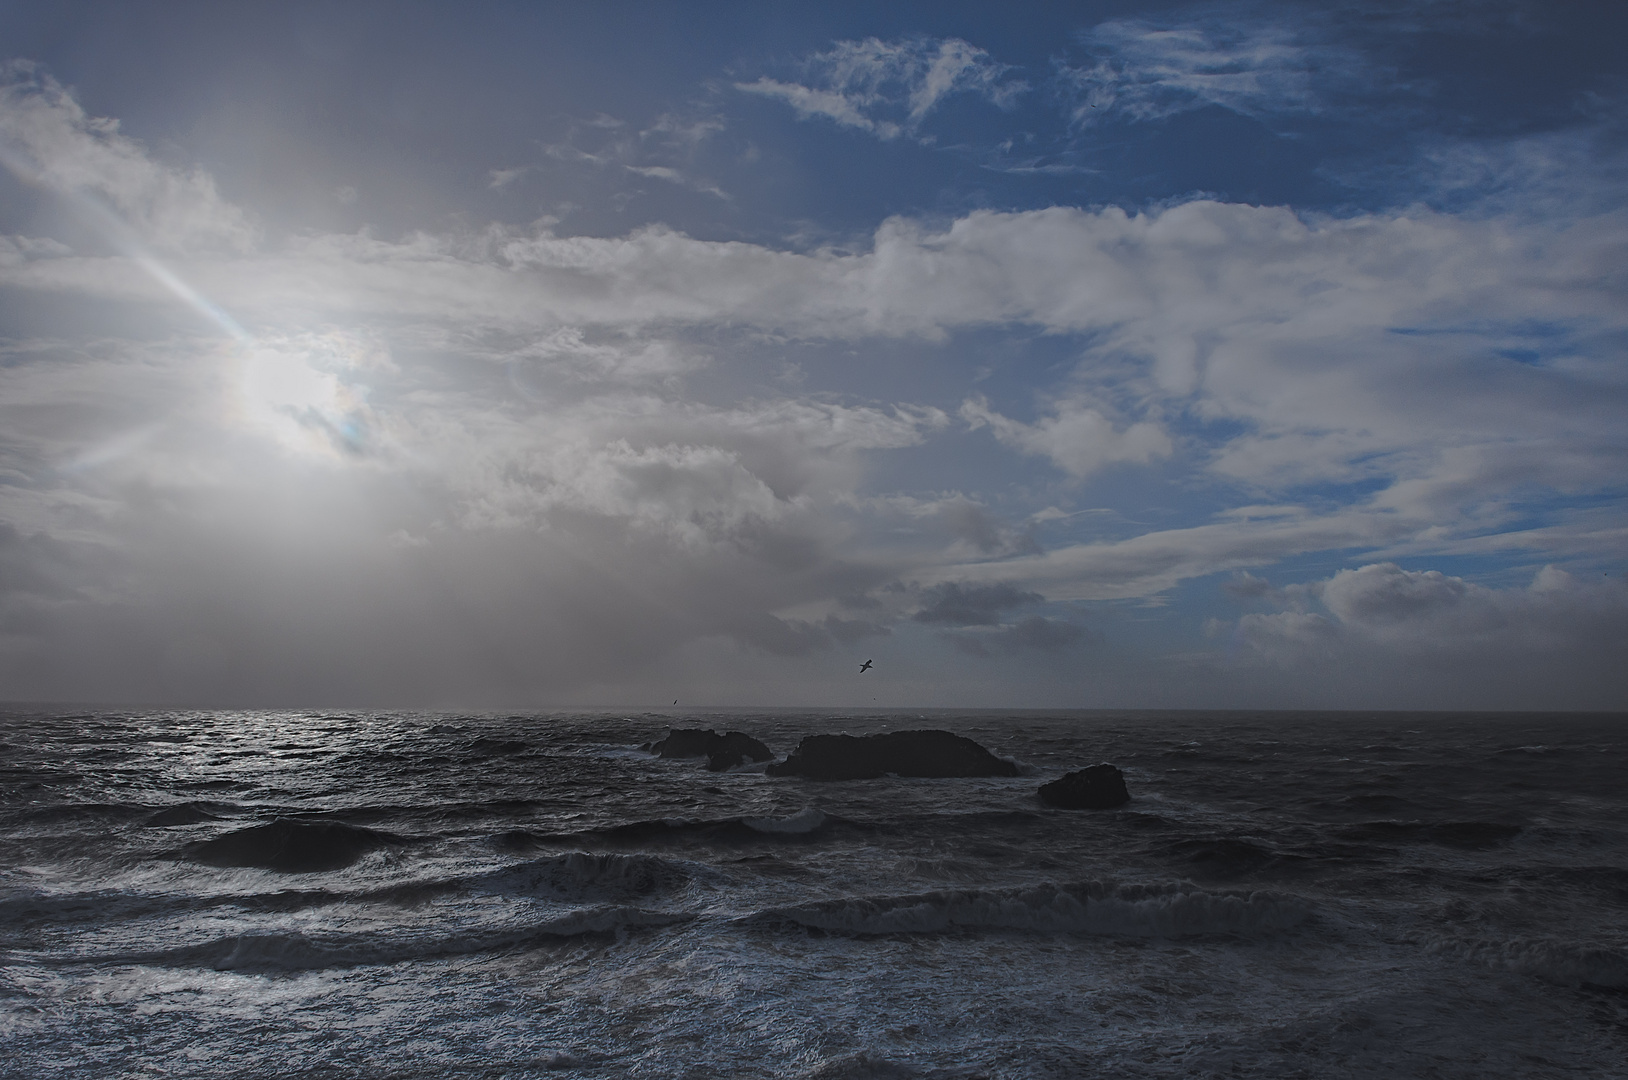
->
xmin=912 ymin=582 xmax=1042 ymax=626
xmin=950 ymin=616 xmax=1093 ymax=656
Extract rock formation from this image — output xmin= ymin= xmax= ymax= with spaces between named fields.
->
xmin=645 ymin=728 xmax=774 ymax=771
xmin=767 ymin=730 xmax=1020 ymax=780
xmin=1037 ymin=763 xmax=1130 ymax=809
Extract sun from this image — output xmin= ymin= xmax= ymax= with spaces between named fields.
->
xmin=236 ymin=331 xmax=386 ymax=458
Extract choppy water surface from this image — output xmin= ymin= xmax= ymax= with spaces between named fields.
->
xmin=2 ymin=709 xmax=1625 ymax=1078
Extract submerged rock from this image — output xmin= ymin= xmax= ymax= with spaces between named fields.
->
xmin=1038 ymin=763 xmax=1130 ymax=809
xmin=645 ymin=728 xmax=773 ymax=771
xmin=186 ymin=819 xmax=405 ymax=872
xmin=767 ymin=730 xmax=1020 ymax=780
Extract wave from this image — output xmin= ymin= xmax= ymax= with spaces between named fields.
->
xmin=741 ymin=808 xmax=827 ymax=834
xmin=1335 ymin=820 xmax=1522 ymax=848
xmin=144 ymin=801 xmax=236 ymax=827
xmin=185 ymin=819 xmax=410 ymax=872
xmin=517 ymin=808 xmax=843 ymax=847
xmin=747 ymin=879 xmax=1313 ymax=938
xmin=0 ymin=851 xmax=692 ymax=929
xmin=69 ymin=906 xmax=692 ymax=971
xmin=11 ymin=801 xmax=146 ymax=825
xmin=1430 ymin=936 xmax=1628 ymax=989
xmin=467 ymin=852 xmax=693 ymax=901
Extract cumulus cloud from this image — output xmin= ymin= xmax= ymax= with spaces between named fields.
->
xmin=1212 ymin=562 xmax=1628 ymax=705
xmin=737 ymin=37 xmax=1024 ymax=141
xmin=1177 ymin=557 xmax=1628 ymax=709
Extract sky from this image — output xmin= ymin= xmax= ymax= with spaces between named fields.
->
xmin=0 ymin=0 xmax=1624 ymax=710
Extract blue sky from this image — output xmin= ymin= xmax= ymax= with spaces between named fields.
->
xmin=0 ymin=0 xmax=1624 ymax=709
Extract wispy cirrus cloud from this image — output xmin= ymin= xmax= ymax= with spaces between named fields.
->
xmin=736 ymin=37 xmax=1026 ymax=141
xmin=1055 ymin=17 xmax=1371 ymax=125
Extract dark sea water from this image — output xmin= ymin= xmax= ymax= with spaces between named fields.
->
xmin=2 ymin=708 xmax=1625 ymax=1079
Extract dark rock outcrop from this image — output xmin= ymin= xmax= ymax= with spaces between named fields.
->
xmin=766 ymin=729 xmax=1020 ymax=780
xmin=186 ymin=819 xmax=406 ymax=873
xmin=645 ymin=728 xmax=773 ymax=772
xmin=1038 ymin=763 xmax=1130 ymax=809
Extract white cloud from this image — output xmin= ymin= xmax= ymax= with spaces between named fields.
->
xmin=960 ymin=395 xmax=1172 ymax=479
xmin=928 ymin=508 xmax=1410 ymax=601
xmin=736 ymin=37 xmax=1024 ymax=142
xmin=735 ymin=78 xmax=894 ymax=138
xmin=0 ymin=62 xmax=257 ymax=252
xmin=3 ymin=79 xmax=1622 ymax=598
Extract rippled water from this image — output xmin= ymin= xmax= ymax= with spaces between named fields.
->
xmin=2 ymin=709 xmax=1625 ymax=1078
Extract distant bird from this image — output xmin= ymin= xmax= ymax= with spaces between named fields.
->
xmin=673 ymin=699 xmax=679 ymax=705
xmin=859 ymin=660 xmax=873 ymax=672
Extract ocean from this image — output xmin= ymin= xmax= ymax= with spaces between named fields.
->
xmin=2 ymin=708 xmax=1625 ymax=1078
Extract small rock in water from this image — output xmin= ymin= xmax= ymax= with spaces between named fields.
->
xmin=767 ymin=730 xmax=1020 ymax=780
xmin=1038 ymin=763 xmax=1130 ymax=809
xmin=646 ymin=728 xmax=773 ymax=771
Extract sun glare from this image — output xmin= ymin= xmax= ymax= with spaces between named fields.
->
xmin=237 ymin=332 xmax=386 ymax=458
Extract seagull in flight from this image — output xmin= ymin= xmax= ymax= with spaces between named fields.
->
xmin=859 ymin=660 xmax=873 ymax=672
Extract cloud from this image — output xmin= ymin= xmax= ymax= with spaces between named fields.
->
xmin=947 ymin=615 xmax=1093 ymax=656
xmin=1058 ymin=17 xmax=1366 ymax=124
xmin=511 ymin=108 xmax=729 ymax=200
xmin=1224 ymin=560 xmax=1628 ymax=671
xmin=0 ymin=62 xmax=257 ymax=252
xmin=4 ymin=78 xmax=1622 ymax=603
xmin=1 ymin=68 xmax=1624 ymax=705
xmin=913 ymin=582 xmax=1042 ymax=626
xmin=1221 ymin=570 xmax=1275 ymax=599
xmin=961 ymin=395 xmax=1172 ymax=479
xmin=737 ymin=37 xmax=1024 ymax=141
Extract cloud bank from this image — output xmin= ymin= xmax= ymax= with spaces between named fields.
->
xmin=0 ymin=21 xmax=1622 ymax=708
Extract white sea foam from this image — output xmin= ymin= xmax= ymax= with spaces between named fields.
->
xmin=1429 ymin=935 xmax=1628 ymax=988
xmin=753 ymin=880 xmax=1313 ymax=937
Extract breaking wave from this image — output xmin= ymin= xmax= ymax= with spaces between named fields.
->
xmin=64 ymin=906 xmax=693 ymax=972
xmin=1430 ymin=936 xmax=1628 ymax=989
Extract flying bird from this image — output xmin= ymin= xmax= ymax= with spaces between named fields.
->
xmin=859 ymin=660 xmax=873 ymax=672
